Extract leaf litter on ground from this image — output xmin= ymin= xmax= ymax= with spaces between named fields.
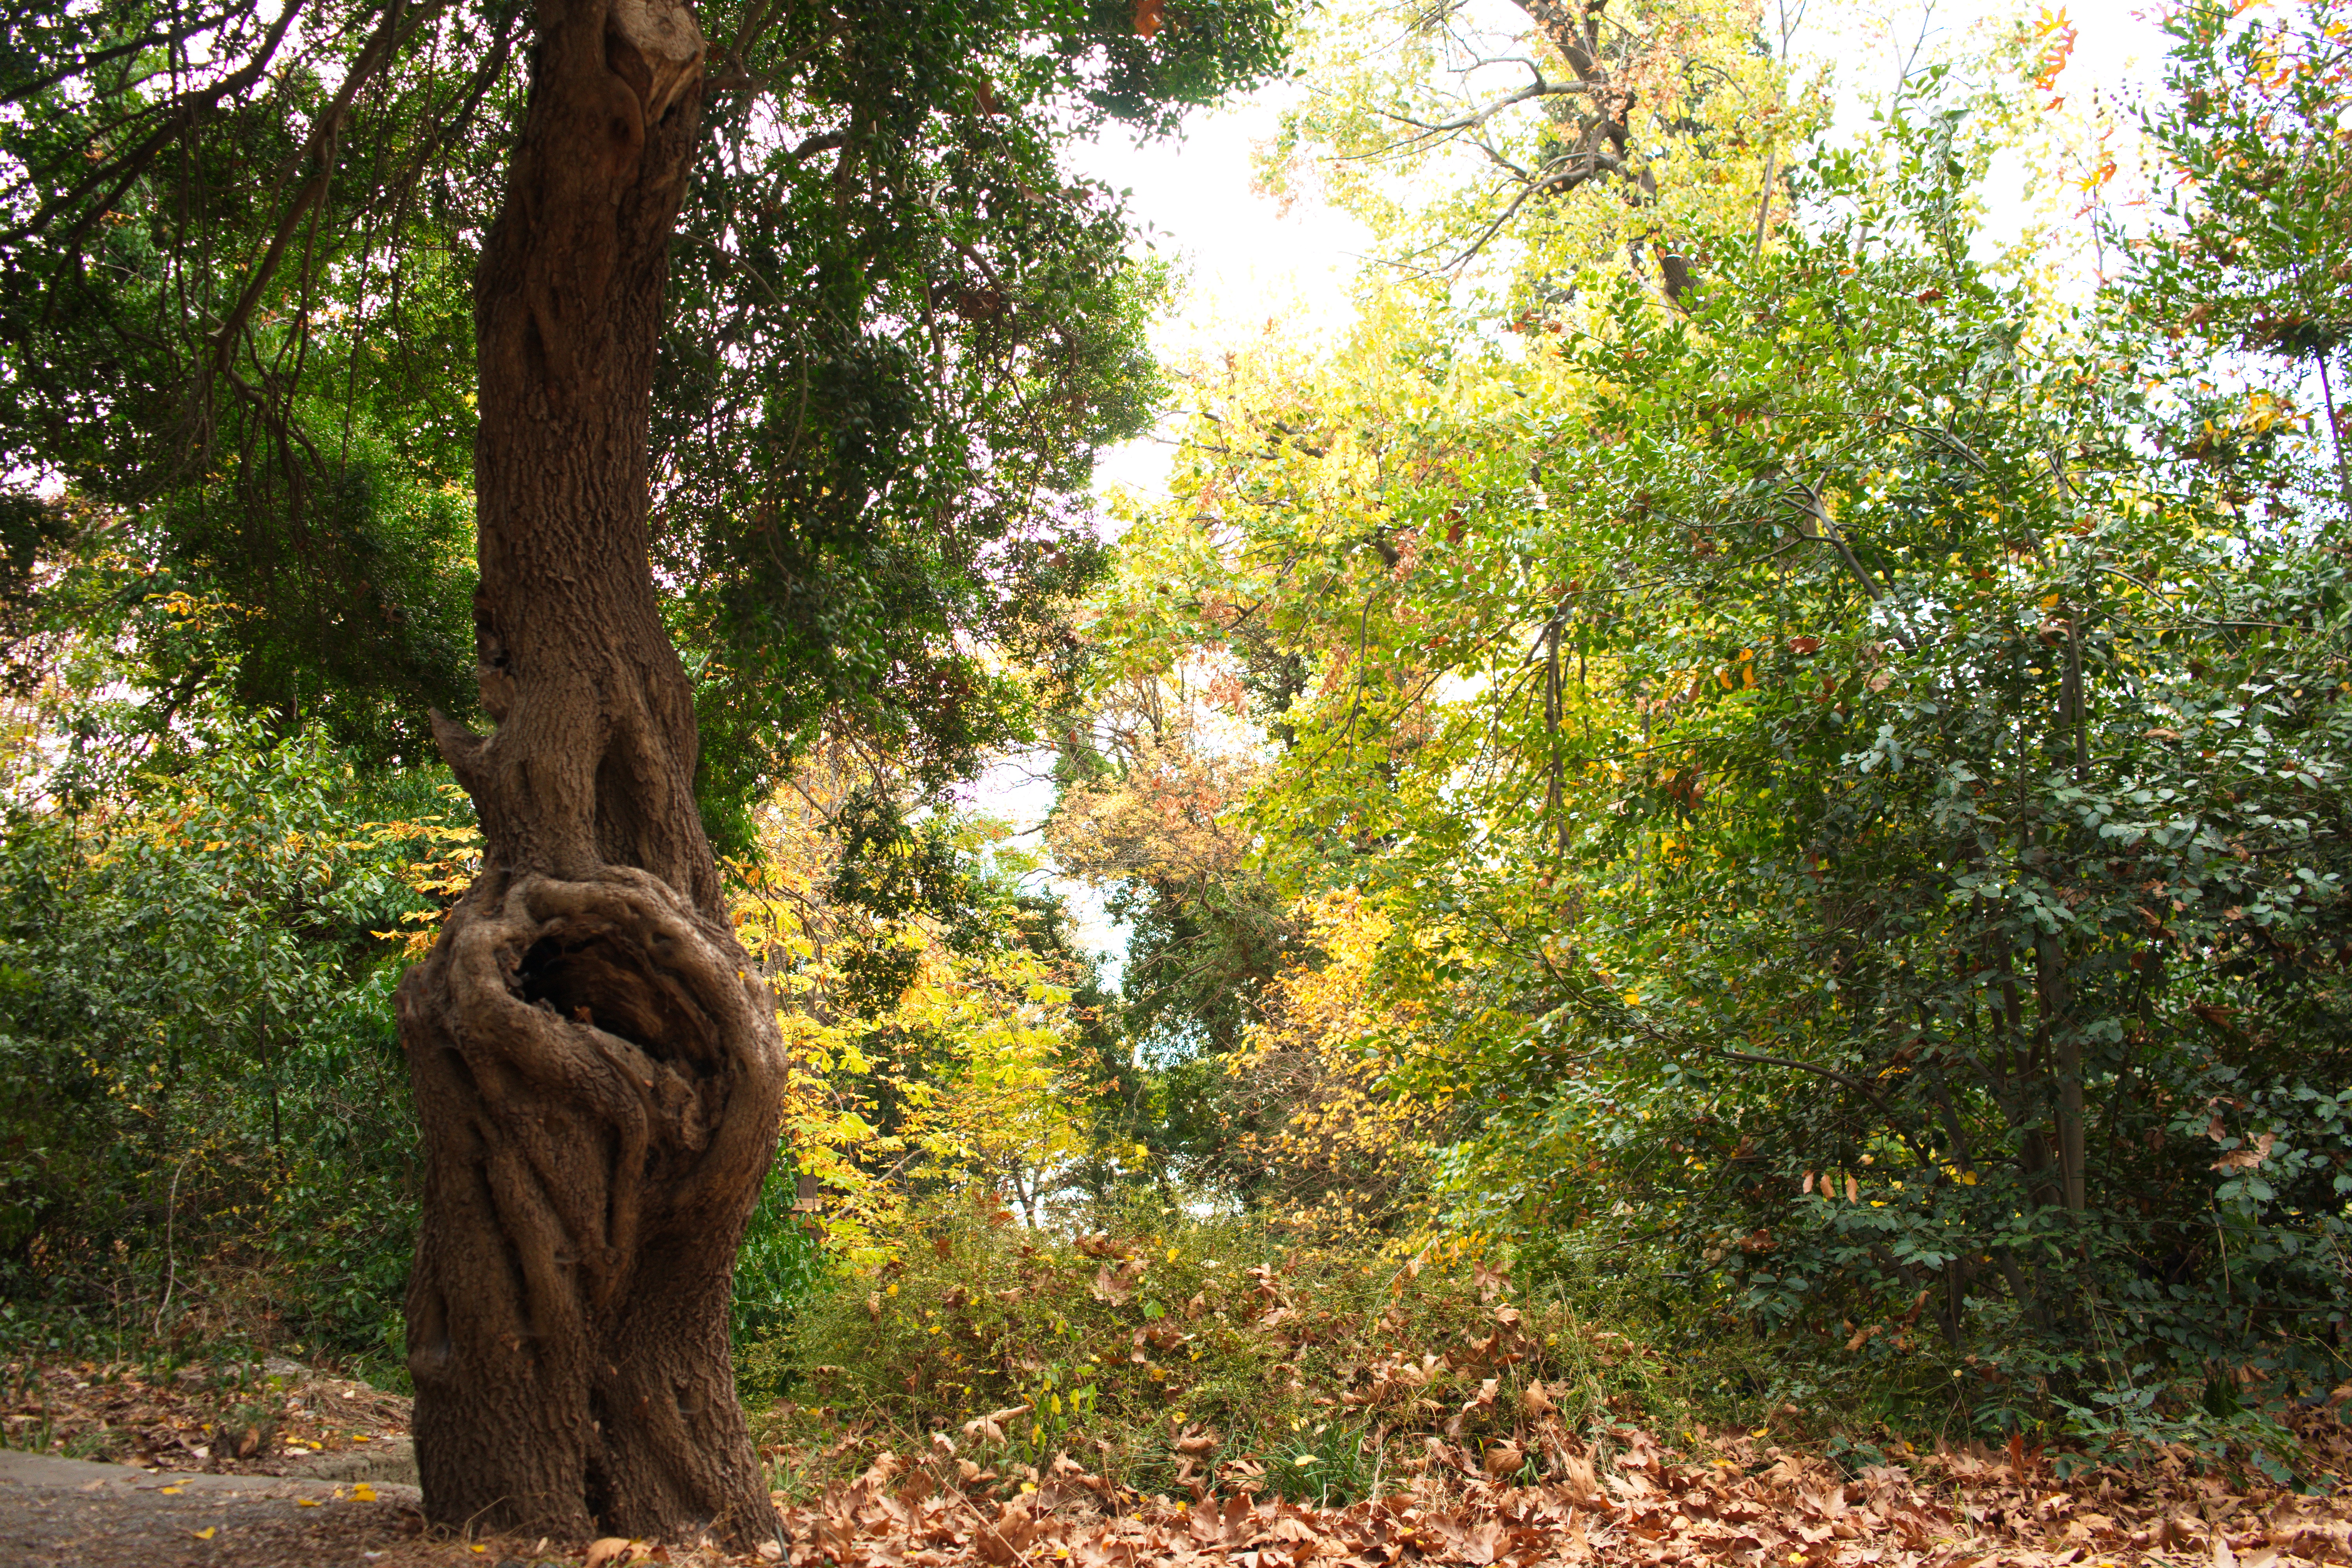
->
xmin=1 ymin=1354 xmax=408 ymax=1471
xmin=9 ymin=1351 xmax=2352 ymax=1566
xmin=738 ymin=1410 xmax=2352 ymax=1568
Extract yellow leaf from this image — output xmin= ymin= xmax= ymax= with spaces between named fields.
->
xmin=193 ymin=1527 xmax=216 ymax=1540
xmin=296 ymin=1498 xmax=321 ymax=1507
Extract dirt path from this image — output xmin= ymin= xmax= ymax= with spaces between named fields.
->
xmin=0 ymin=1359 xmax=613 ymax=1568
xmin=0 ymin=1449 xmax=445 ymax=1568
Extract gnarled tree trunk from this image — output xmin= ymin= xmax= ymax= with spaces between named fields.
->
xmin=397 ymin=0 xmax=785 ymax=1544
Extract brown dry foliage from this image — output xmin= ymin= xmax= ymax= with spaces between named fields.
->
xmin=746 ymin=1412 xmax=2352 ymax=1568
xmin=1047 ymin=715 xmax=1264 ymax=891
xmin=1 ymin=1357 xmax=407 ymax=1472
xmin=13 ymin=1351 xmax=2352 ymax=1566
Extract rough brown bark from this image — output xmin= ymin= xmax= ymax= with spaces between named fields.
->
xmin=396 ymin=0 xmax=785 ymax=1544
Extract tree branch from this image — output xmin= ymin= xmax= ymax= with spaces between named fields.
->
xmin=207 ymin=0 xmax=446 ymax=374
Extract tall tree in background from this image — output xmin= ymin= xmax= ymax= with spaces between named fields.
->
xmin=1082 ymin=20 xmax=2352 ymax=1404
xmin=2 ymin=0 xmax=1291 ymax=1541
xmin=1268 ymin=0 xmax=1801 ymax=297
xmin=2127 ymin=0 xmax=2350 ymax=500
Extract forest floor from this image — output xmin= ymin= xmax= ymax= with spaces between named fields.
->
xmin=4 ymin=1355 xmax=2352 ymax=1568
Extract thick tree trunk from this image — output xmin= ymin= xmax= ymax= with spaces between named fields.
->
xmin=397 ymin=0 xmax=786 ymax=1544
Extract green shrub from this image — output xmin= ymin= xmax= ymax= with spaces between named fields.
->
xmin=0 ymin=697 xmax=448 ymax=1377
xmin=734 ymin=1159 xmax=829 ymax=1364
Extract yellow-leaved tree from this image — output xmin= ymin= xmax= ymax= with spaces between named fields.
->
xmin=1267 ymin=0 xmax=1820 ymax=305
xmin=1221 ymin=891 xmax=1444 ymax=1245
xmin=731 ymin=741 xmax=1107 ymax=1272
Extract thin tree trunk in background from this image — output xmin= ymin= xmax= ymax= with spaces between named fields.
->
xmin=2320 ymin=355 xmax=2348 ymax=505
xmin=2040 ymin=615 xmax=2086 ymax=1214
xmin=2037 ymin=931 xmax=2086 ymax=1212
xmin=1543 ymin=617 xmax=1564 ymax=855
xmin=261 ymin=998 xmax=281 ymax=1154
xmin=396 ymin=0 xmax=786 ymax=1543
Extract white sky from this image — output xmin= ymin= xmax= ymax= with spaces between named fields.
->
xmin=960 ymin=0 xmax=2177 ymax=983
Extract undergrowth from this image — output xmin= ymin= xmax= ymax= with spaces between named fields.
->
xmin=746 ymin=1199 xmax=1804 ymax=1504
xmin=742 ymin=1198 xmax=2339 ymax=1504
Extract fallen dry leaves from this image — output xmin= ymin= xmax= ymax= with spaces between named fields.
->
xmin=11 ymin=1354 xmax=2352 ymax=1568
xmin=746 ymin=1412 xmax=2352 ymax=1568
xmin=1 ymin=1356 xmax=408 ymax=1472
